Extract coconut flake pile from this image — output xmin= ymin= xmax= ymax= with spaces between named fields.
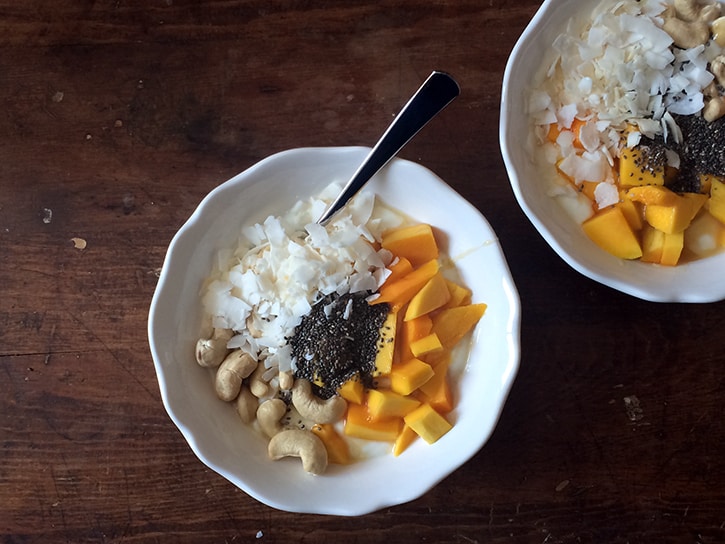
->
xmin=201 ymin=183 xmax=403 ymax=377
xmin=527 ymin=0 xmax=723 ymax=211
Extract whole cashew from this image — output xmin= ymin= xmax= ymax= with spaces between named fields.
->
xmin=674 ymin=0 xmax=722 ymax=23
xmin=214 ymin=350 xmax=257 ymax=402
xmin=278 ymin=370 xmax=294 ymax=391
xmin=711 ymin=56 xmax=725 ymax=87
xmin=703 ymin=96 xmax=725 ymax=121
xmin=267 ymin=429 xmax=328 ymax=475
xmin=713 ymin=16 xmax=725 ymax=46
xmin=663 ymin=16 xmax=711 ymax=48
xmin=235 ymin=384 xmax=258 ymax=424
xmin=248 ymin=362 xmax=271 ymax=398
xmin=291 ymin=379 xmax=347 ymax=424
xmin=195 ymin=328 xmax=233 ymax=367
xmin=245 ymin=315 xmax=263 ymax=338
xmin=256 ymin=398 xmax=287 ymax=438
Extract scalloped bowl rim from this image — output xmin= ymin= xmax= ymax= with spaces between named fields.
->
xmin=148 ymin=146 xmax=521 ymax=515
xmin=500 ymin=0 xmax=725 ymax=303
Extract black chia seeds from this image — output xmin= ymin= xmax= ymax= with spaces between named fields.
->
xmin=640 ymin=114 xmax=725 ymax=193
xmin=290 ymin=292 xmax=390 ymax=399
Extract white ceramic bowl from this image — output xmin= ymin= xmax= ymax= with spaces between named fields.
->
xmin=148 ymin=147 xmax=521 ymax=515
xmin=500 ymin=0 xmax=725 ymax=303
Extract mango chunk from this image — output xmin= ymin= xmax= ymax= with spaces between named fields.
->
xmin=390 ymin=358 xmax=434 ymax=396
xmin=338 ymin=377 xmax=365 ymax=404
xmin=312 ymin=424 xmax=351 ymax=464
xmin=386 ymin=256 xmax=413 ymax=284
xmin=640 ymin=224 xmax=665 ymax=263
xmin=399 ymin=314 xmax=433 ymax=362
xmin=344 ymin=403 xmax=401 ymax=442
xmin=644 ymin=193 xmax=707 ymax=234
xmin=619 ymin=147 xmax=667 ymax=187
xmin=626 ymin=185 xmax=679 ymax=206
xmin=372 ymin=259 xmax=440 ymax=311
xmin=367 ymin=389 xmax=421 ymax=421
xmin=616 ymin=197 xmax=643 ymax=231
xmin=381 ymin=224 xmax=439 ymax=267
xmin=417 ymin=357 xmax=454 ymax=414
xmin=404 ymin=403 xmax=452 ymax=444
xmin=431 ymin=303 xmax=487 ymax=349
xmin=373 ymin=312 xmax=397 ymax=377
xmin=409 ymin=332 xmax=444 ymax=358
xmin=393 ymin=424 xmax=418 ymax=456
xmin=660 ymin=231 xmax=684 ymax=266
xmin=582 ymin=206 xmax=643 ymax=259
xmin=708 ymin=179 xmax=725 ymax=225
xmin=442 ymin=279 xmax=472 ymax=309
xmin=404 ymin=272 xmax=451 ymax=321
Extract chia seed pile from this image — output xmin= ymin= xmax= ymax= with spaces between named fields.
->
xmin=632 ymin=115 xmax=725 ymax=193
xmin=290 ymin=292 xmax=390 ymax=399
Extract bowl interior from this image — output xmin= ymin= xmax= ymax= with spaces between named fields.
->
xmin=500 ymin=0 xmax=725 ymax=303
xmin=148 ymin=147 xmax=521 ymax=515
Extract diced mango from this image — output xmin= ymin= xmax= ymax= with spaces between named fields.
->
xmin=344 ymin=403 xmax=402 ymax=442
xmin=311 ymin=424 xmax=351 ymax=464
xmin=616 ymin=197 xmax=643 ymax=231
xmin=399 ymin=314 xmax=433 ymax=362
xmin=580 ymin=180 xmax=598 ymax=203
xmin=367 ymin=389 xmax=421 ymax=421
xmin=640 ymin=224 xmax=665 ymax=263
xmin=546 ymin=123 xmax=561 ymax=143
xmin=699 ymin=173 xmax=724 ymax=194
xmin=619 ymin=147 xmax=667 ymax=187
xmin=423 ymin=378 xmax=454 ymax=414
xmin=404 ymin=403 xmax=452 ymax=444
xmin=708 ymin=179 xmax=725 ymax=225
xmin=626 ymin=185 xmax=679 ymax=206
xmin=372 ymin=259 xmax=440 ymax=311
xmin=660 ymin=231 xmax=684 ymax=266
xmin=409 ymin=332 xmax=444 ymax=358
xmin=441 ymin=279 xmax=472 ymax=309
xmin=381 ymin=224 xmax=439 ymax=267
xmin=373 ymin=312 xmax=397 ymax=377
xmin=417 ymin=356 xmax=451 ymax=398
xmin=430 ymin=303 xmax=487 ymax=349
xmin=393 ymin=424 xmax=418 ymax=456
xmin=390 ymin=358 xmax=434 ymax=396
xmin=582 ymin=206 xmax=643 ymax=260
xmin=644 ymin=193 xmax=707 ymax=234
xmin=386 ymin=256 xmax=413 ymax=284
xmin=404 ymin=272 xmax=451 ymax=321
xmin=338 ymin=377 xmax=365 ymax=404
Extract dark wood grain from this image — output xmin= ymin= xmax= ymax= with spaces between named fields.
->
xmin=2 ymin=1 xmax=724 ymax=543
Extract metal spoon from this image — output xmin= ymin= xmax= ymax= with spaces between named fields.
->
xmin=317 ymin=71 xmax=460 ymax=225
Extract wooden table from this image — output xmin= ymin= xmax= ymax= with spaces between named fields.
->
xmin=2 ymin=1 xmax=724 ymax=542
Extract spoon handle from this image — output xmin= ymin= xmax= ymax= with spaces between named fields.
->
xmin=317 ymin=71 xmax=460 ymax=224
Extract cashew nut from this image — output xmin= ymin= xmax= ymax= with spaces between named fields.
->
xmin=214 ymin=350 xmax=257 ymax=402
xmin=235 ymin=384 xmax=258 ymax=424
xmin=278 ymin=370 xmax=294 ymax=391
xmin=663 ymin=16 xmax=711 ymax=48
xmin=245 ymin=315 xmax=263 ymax=338
xmin=711 ymin=56 xmax=725 ymax=87
xmin=248 ymin=362 xmax=271 ymax=398
xmin=291 ymin=379 xmax=347 ymax=424
xmin=674 ymin=0 xmax=722 ymax=23
xmin=703 ymin=96 xmax=725 ymax=121
xmin=713 ymin=16 xmax=725 ymax=46
xmin=195 ymin=328 xmax=233 ymax=367
xmin=256 ymin=398 xmax=287 ymax=438
xmin=267 ymin=429 xmax=328 ymax=475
